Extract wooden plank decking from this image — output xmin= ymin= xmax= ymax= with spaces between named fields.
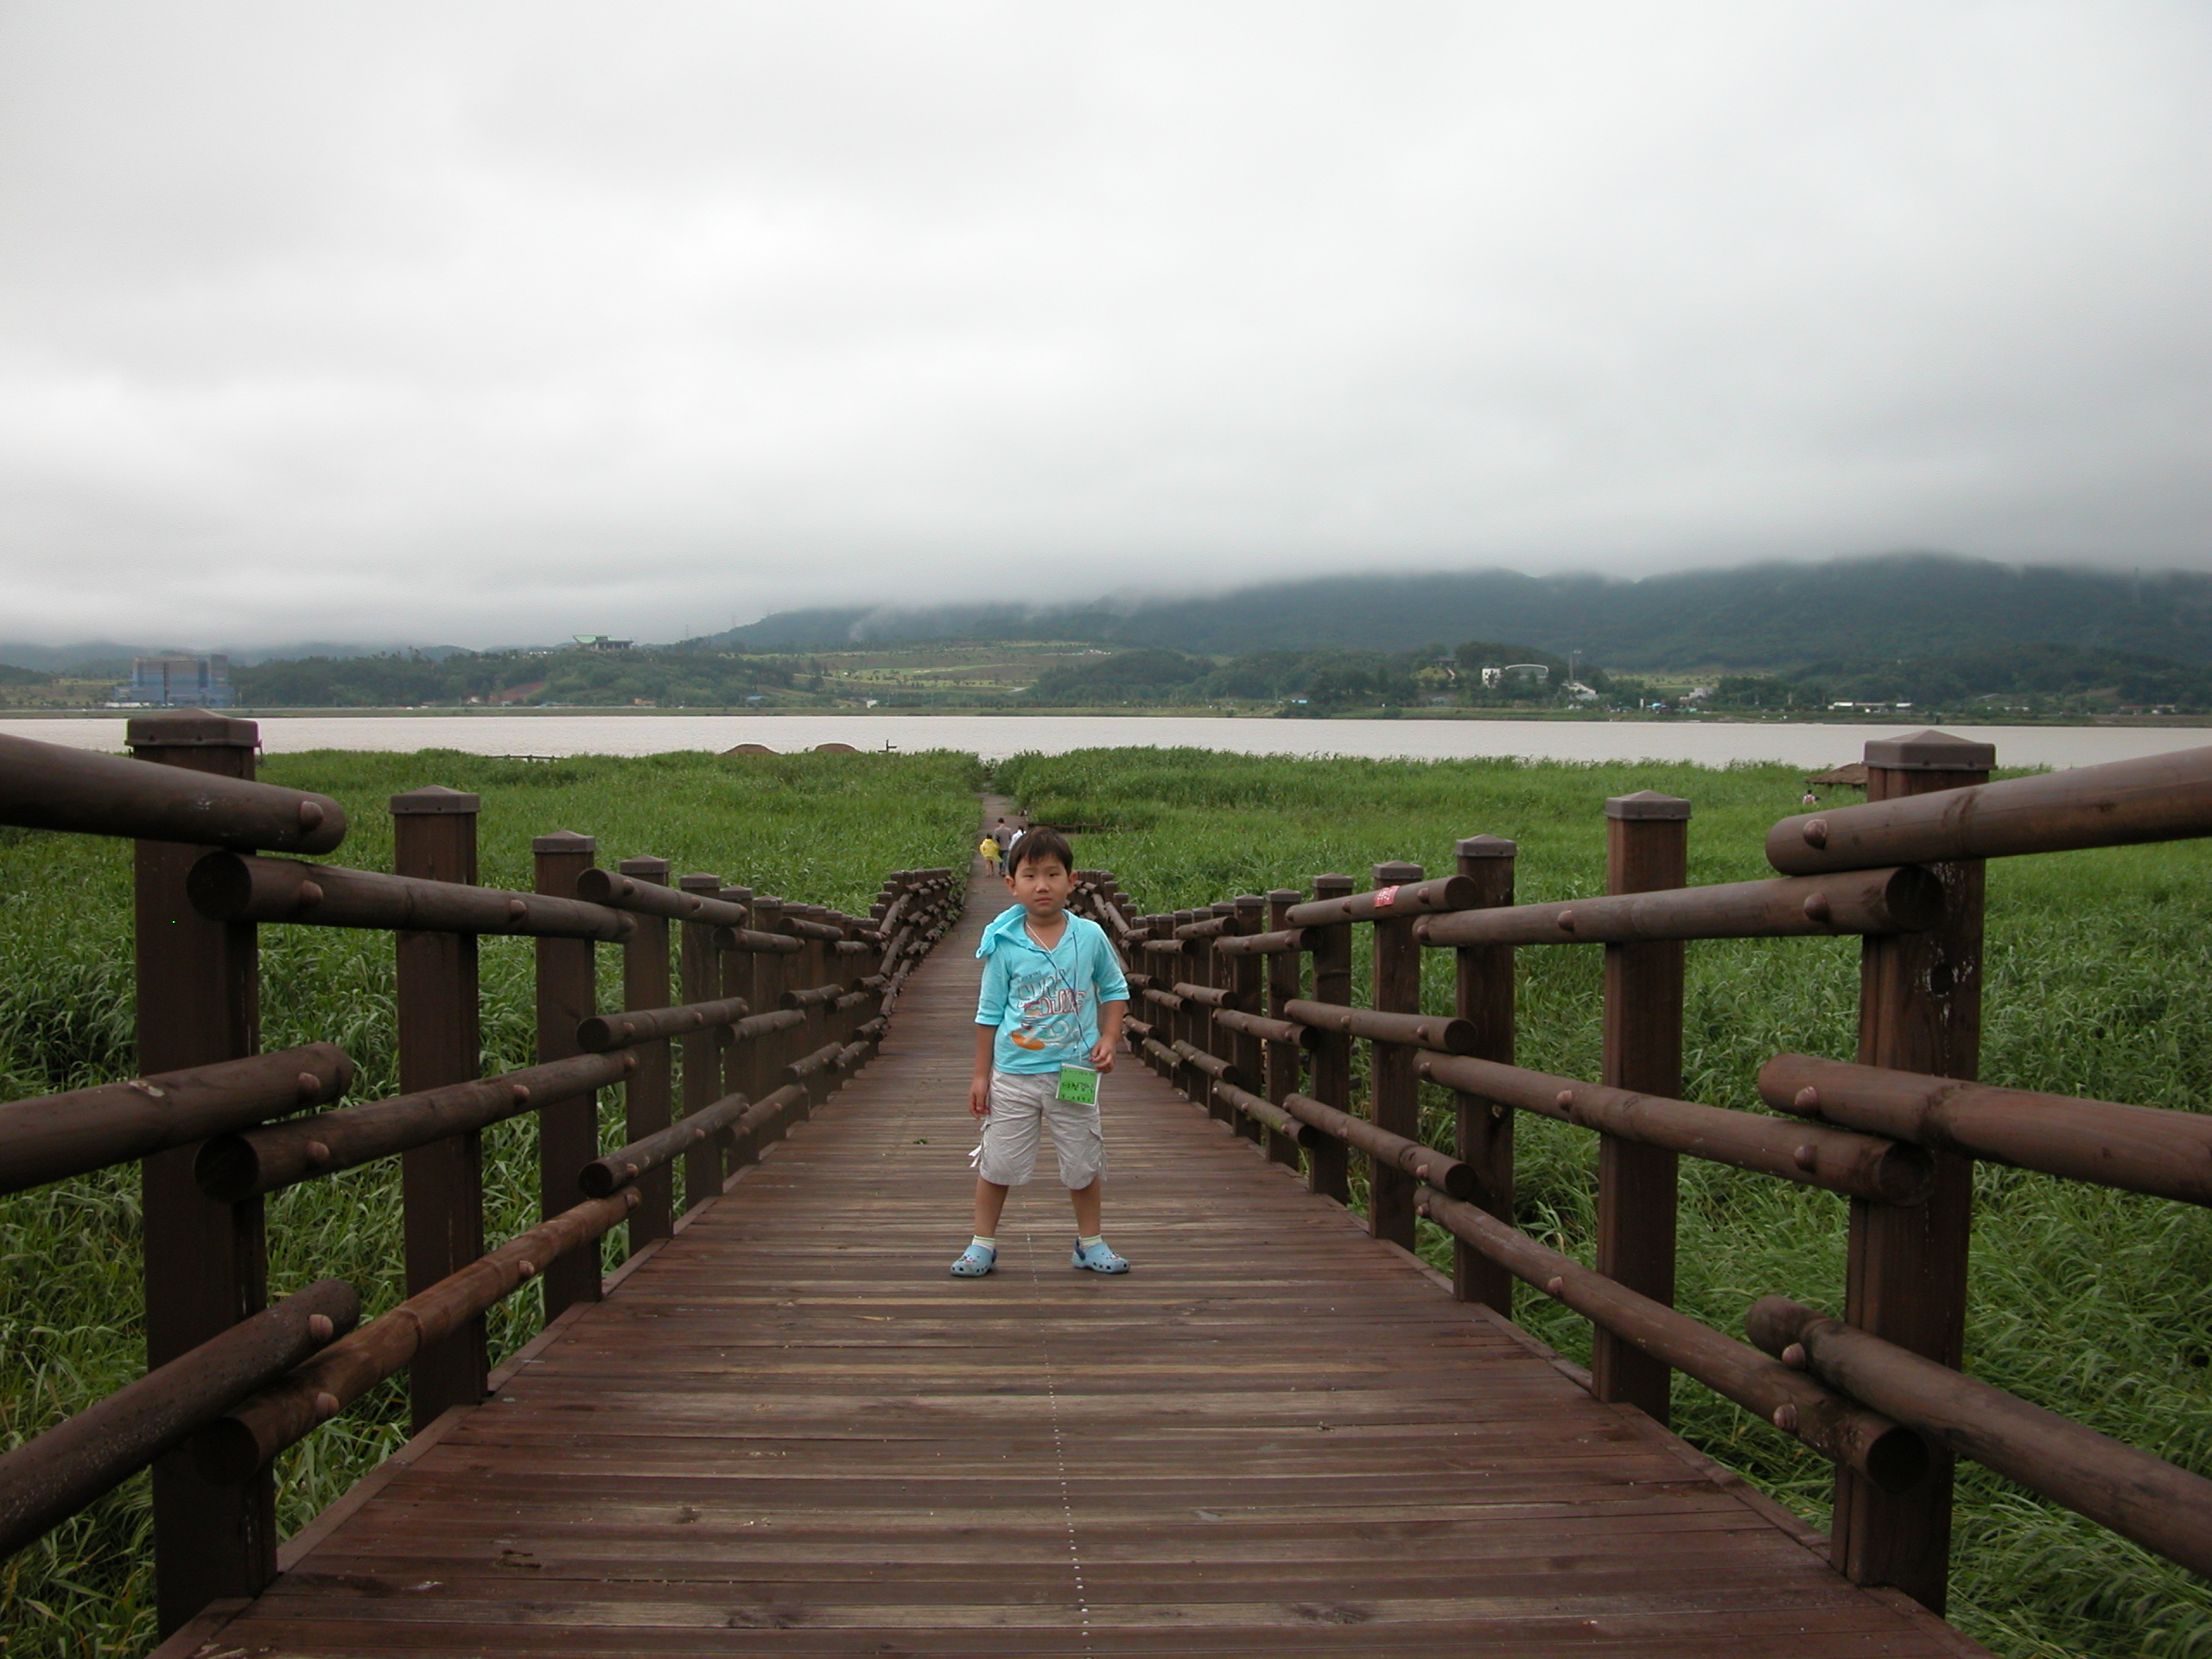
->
xmin=175 ymin=868 xmax=1986 ymax=1657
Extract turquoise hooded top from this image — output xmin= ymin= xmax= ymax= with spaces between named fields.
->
xmin=974 ymin=905 xmax=1130 ymax=1075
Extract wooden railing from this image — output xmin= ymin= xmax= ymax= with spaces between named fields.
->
xmin=1070 ymin=730 xmax=2212 ymax=1616
xmin=0 ymin=713 xmax=960 ymax=1637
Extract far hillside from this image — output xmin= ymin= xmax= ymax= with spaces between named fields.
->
xmin=716 ymin=553 xmax=2212 ymax=671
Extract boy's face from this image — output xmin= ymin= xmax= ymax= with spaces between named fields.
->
xmin=1006 ymin=854 xmax=1074 ymax=918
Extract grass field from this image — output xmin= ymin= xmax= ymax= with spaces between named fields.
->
xmin=6 ymin=740 xmax=2209 ymax=1657
xmin=996 ymin=747 xmax=2212 ymax=1659
xmin=0 ymin=747 xmax=984 ymax=1656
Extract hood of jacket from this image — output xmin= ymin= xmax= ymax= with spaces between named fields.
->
xmin=976 ymin=904 xmax=1059 ymax=960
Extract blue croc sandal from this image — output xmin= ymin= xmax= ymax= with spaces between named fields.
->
xmin=950 ymin=1243 xmax=996 ymax=1278
xmin=1071 ymin=1239 xmax=1129 ymax=1274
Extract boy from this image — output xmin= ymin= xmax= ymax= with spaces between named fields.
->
xmin=951 ymin=829 xmax=1130 ymax=1277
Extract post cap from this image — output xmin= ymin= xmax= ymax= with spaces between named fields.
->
xmin=531 ymin=830 xmax=594 ymax=853
xmin=1233 ymin=893 xmax=1265 ymax=913
xmin=390 ymin=785 xmax=481 ymax=816
xmin=1373 ymin=861 xmax=1425 ymax=882
xmin=1312 ymin=873 xmax=1354 ymax=896
xmin=724 ymin=888 xmax=756 ymax=906
xmin=1211 ymin=900 xmax=1237 ymax=916
xmin=721 ymin=885 xmax=753 ymax=903
xmin=1267 ymin=887 xmax=1302 ymax=904
xmin=1605 ymin=791 xmax=1692 ymax=822
xmin=1864 ymin=729 xmax=1997 ymax=772
xmin=677 ymin=872 xmax=721 ymax=892
xmin=126 ymin=710 xmax=257 ymax=749
xmin=618 ymin=855 xmax=671 ymax=878
xmin=1456 ymin=835 xmax=1517 ymax=858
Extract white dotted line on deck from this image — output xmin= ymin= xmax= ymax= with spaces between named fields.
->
xmin=1024 ymin=1224 xmax=1093 ymax=1651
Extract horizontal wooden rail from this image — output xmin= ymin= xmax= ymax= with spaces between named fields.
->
xmin=190 ymin=1192 xmax=639 ymax=1484
xmin=1760 ymin=1054 xmax=2212 ymax=1206
xmin=1168 ymin=1041 xmax=1242 ymax=1087
xmin=1212 ymin=926 xmax=1305 ymax=957
xmin=1286 ymin=873 xmax=1472 ymax=925
xmin=0 ymin=1045 xmax=353 ymax=1196
xmin=0 ymin=731 xmax=346 ymax=853
xmin=786 ymin=1039 xmax=849 ymax=1082
xmin=1172 ymin=914 xmax=1233 ymax=941
xmin=1282 ymin=1000 xmax=1477 ymax=1055
xmin=1414 ymin=1052 xmax=1931 ymax=1205
xmin=1414 ymin=867 xmax=1942 ymax=949
xmin=1749 ymin=1297 xmax=2212 ymax=1577
xmin=780 ymin=982 xmax=848 ymax=1011
xmin=1421 ymin=1194 xmax=1926 ymax=1491
xmin=1212 ymin=1079 xmax=1306 ymax=1141
xmin=1768 ymin=744 xmax=2212 ymax=874
xmin=580 ymin=1086 xmax=798 ymax=1199
xmin=782 ymin=916 xmax=848 ymax=943
xmin=1281 ymin=1092 xmax=1476 ymax=1199
xmin=0 ymin=1280 xmax=359 ymax=1559
xmin=1169 ymin=982 xmax=1245 ymax=1011
xmin=577 ymin=995 xmax=749 ymax=1052
xmin=195 ymin=1052 xmax=637 ymax=1201
xmin=711 ymin=925 xmax=805 ymax=955
xmin=1138 ymin=938 xmax=1190 ymax=957
xmin=1140 ymin=1037 xmax=1182 ymax=1071
xmin=1142 ymin=986 xmax=1185 ymax=1012
xmin=574 ymin=867 xmax=749 ymax=926
xmin=1212 ymin=1007 xmax=1310 ymax=1047
xmin=188 ymin=854 xmax=635 ymax=940
xmin=732 ymin=1008 xmax=806 ymax=1044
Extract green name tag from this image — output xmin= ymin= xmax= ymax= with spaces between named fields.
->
xmin=1055 ymin=1065 xmax=1099 ymax=1105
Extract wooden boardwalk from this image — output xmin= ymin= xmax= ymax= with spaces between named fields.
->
xmin=175 ymin=868 xmax=1986 ymax=1657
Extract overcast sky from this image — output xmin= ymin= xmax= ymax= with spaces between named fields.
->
xmin=3 ymin=3 xmax=2209 ymax=650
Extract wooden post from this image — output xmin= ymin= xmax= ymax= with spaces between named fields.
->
xmin=719 ymin=886 xmax=757 ymax=1175
xmin=1229 ymin=896 xmax=1267 ymax=1146
xmin=1173 ymin=910 xmax=1198 ymax=1098
xmin=391 ymin=785 xmax=486 ymax=1429
xmin=1306 ymin=874 xmax=1354 ymax=1205
xmin=677 ymin=874 xmax=722 ymax=1213
xmin=1453 ymin=835 xmax=1517 ymax=1311
xmin=1262 ymin=888 xmax=1304 ymax=1168
xmin=795 ymin=904 xmax=830 ymax=1116
xmin=1833 ymin=730 xmax=1993 ymax=1615
xmin=619 ymin=855 xmax=674 ymax=1249
xmin=129 ymin=711 xmax=272 ymax=1634
xmin=1592 ymin=792 xmax=1690 ymax=1425
xmin=1210 ymin=900 xmax=1241 ymax=1131
xmin=1369 ymin=860 xmax=1425 ymax=1251
xmin=747 ymin=895 xmax=788 ymax=1161
xmin=1146 ymin=914 xmax=1174 ymax=1078
xmin=533 ymin=830 xmax=600 ymax=1321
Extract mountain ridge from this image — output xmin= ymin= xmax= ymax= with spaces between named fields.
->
xmin=712 ymin=554 xmax=2212 ymax=669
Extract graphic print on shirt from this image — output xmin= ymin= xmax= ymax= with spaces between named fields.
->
xmin=1007 ymin=966 xmax=1081 ymax=1055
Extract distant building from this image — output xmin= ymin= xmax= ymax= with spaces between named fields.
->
xmin=572 ymin=635 xmax=632 ymax=652
xmin=1480 ymin=664 xmax=1550 ymax=689
xmin=124 ymin=653 xmax=232 ymax=708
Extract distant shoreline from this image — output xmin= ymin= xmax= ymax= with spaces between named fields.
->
xmin=6 ymin=705 xmax=2208 ymax=729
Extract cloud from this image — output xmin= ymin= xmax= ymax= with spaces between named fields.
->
xmin=2 ymin=1 xmax=2209 ymax=647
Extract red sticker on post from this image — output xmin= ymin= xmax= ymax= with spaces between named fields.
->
xmin=1372 ymin=886 xmax=1401 ymax=909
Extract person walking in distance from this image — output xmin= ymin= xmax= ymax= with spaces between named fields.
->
xmin=950 ymin=829 xmax=1130 ymax=1277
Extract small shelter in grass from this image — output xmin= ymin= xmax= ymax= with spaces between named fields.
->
xmin=724 ymin=742 xmax=776 ymax=755
xmin=814 ymin=741 xmax=859 ymax=753
xmin=1804 ymin=761 xmax=1868 ymax=792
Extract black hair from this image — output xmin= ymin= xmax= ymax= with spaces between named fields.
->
xmin=1005 ymin=827 xmax=1075 ymax=877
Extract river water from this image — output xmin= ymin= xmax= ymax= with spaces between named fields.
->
xmin=6 ymin=711 xmax=2207 ymax=770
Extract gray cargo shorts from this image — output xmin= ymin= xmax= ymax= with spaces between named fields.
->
xmin=975 ymin=1069 xmax=1105 ymax=1188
